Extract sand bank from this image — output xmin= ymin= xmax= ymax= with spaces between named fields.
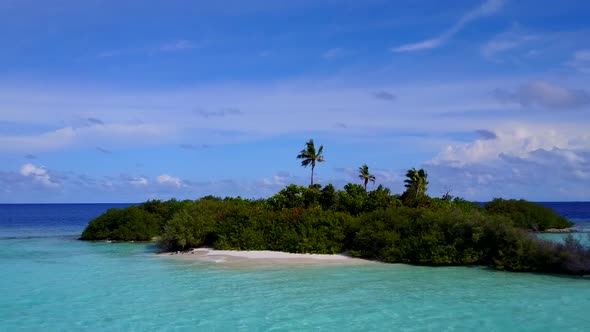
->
xmin=159 ymin=248 xmax=374 ymax=266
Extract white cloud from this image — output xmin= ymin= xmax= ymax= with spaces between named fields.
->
xmin=156 ymin=174 xmax=183 ymax=188
xmin=494 ymin=80 xmax=590 ymax=109
xmin=432 ymin=126 xmax=588 ymax=165
xmin=392 ymin=0 xmax=504 ymax=52
xmin=129 ymin=177 xmax=149 ymax=186
xmin=19 ymin=163 xmax=60 ymax=188
xmin=0 ymin=123 xmax=178 ymax=153
xmin=427 ymin=126 xmax=590 ymax=200
xmin=481 ymin=40 xmax=520 ymax=57
xmin=392 ymin=39 xmax=443 ymax=53
xmin=260 ymin=175 xmax=287 ymax=187
xmin=480 ymin=27 xmax=538 ymax=59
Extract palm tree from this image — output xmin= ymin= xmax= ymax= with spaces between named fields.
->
xmin=358 ymin=164 xmax=376 ymax=191
xmin=296 ymin=139 xmax=325 ymax=186
xmin=404 ymin=168 xmax=428 ymax=199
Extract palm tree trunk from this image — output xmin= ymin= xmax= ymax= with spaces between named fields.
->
xmin=311 ymin=165 xmax=314 ymax=186
xmin=364 ymin=179 xmax=367 ymax=191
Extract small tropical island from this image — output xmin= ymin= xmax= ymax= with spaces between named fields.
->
xmin=81 ymin=139 xmax=589 ymax=275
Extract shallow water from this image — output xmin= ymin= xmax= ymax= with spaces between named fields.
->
xmin=2 ymin=238 xmax=590 ymax=331
xmin=1 ymin=203 xmax=590 ymax=331
xmin=538 ymin=232 xmax=590 ymax=245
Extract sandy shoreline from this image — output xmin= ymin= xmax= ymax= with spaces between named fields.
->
xmin=158 ymin=248 xmax=374 ymax=266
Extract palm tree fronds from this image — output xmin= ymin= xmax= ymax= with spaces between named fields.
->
xmin=296 ymin=139 xmax=325 ymax=186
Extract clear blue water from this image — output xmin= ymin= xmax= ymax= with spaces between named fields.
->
xmin=1 ymin=203 xmax=590 ymax=331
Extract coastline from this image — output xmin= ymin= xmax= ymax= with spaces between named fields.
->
xmin=158 ymin=248 xmax=375 ymax=266
xmin=541 ymin=228 xmax=577 ymax=233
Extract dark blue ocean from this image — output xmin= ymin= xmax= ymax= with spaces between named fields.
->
xmin=1 ymin=203 xmax=590 ymax=331
xmin=0 ymin=204 xmax=133 ymax=240
xmin=540 ymin=202 xmax=590 ymax=231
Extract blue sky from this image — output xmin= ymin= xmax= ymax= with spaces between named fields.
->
xmin=1 ymin=0 xmax=590 ymax=203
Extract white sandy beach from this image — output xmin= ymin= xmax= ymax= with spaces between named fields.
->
xmin=159 ymin=248 xmax=373 ymax=266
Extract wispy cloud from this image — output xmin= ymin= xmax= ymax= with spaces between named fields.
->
xmin=159 ymin=40 xmax=196 ymax=52
xmin=194 ymin=108 xmax=242 ymax=118
xmin=494 ymin=80 xmax=590 ymax=109
xmin=179 ymin=144 xmax=194 ymax=150
xmin=566 ymin=49 xmax=590 ymax=74
xmin=0 ymin=123 xmax=177 ymax=153
xmin=98 ymin=39 xmax=197 ymax=58
xmin=372 ymin=90 xmax=396 ymax=101
xmin=128 ymin=176 xmax=149 ymax=186
xmin=322 ymin=48 xmax=348 ymax=59
xmin=480 ymin=25 xmax=538 ymax=59
xmin=179 ymin=143 xmax=210 ymax=150
xmin=0 ymin=77 xmax=587 ymax=155
xmin=96 ymin=146 xmax=112 ymax=154
xmin=87 ymin=117 xmax=104 ymax=126
xmin=392 ymin=0 xmax=504 ymax=52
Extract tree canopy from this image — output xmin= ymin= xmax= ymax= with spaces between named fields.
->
xmin=403 ymin=168 xmax=429 ymax=201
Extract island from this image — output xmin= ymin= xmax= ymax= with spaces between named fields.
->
xmin=81 ymin=140 xmax=588 ymax=275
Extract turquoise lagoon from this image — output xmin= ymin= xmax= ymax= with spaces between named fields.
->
xmin=1 ymin=204 xmax=590 ymax=331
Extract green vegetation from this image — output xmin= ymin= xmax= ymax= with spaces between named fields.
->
xmin=401 ymin=167 xmax=429 ymax=206
xmin=80 ymin=184 xmax=585 ymax=275
xmin=80 ymin=206 xmax=162 ymax=241
xmin=484 ymin=198 xmax=573 ymax=231
xmin=351 ymin=208 xmax=585 ymax=273
xmin=80 ymin=138 xmax=586 ymax=275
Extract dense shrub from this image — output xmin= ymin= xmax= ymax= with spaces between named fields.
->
xmin=158 ymin=198 xmax=230 ymax=251
xmin=350 ymin=207 xmax=589 ymax=274
xmin=138 ymin=199 xmax=189 ymax=228
xmin=319 ymin=184 xmax=339 ymax=210
xmin=485 ymin=198 xmax=573 ymax=231
xmin=351 ymin=208 xmax=492 ymax=265
xmin=366 ymin=186 xmax=402 ymax=211
xmin=268 ymin=184 xmax=321 ymax=210
xmin=337 ymin=184 xmax=367 ymax=215
xmin=488 ymin=233 xmax=590 ymax=274
xmin=80 ymin=206 xmax=160 ymax=241
xmin=214 ymin=207 xmax=350 ymax=254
